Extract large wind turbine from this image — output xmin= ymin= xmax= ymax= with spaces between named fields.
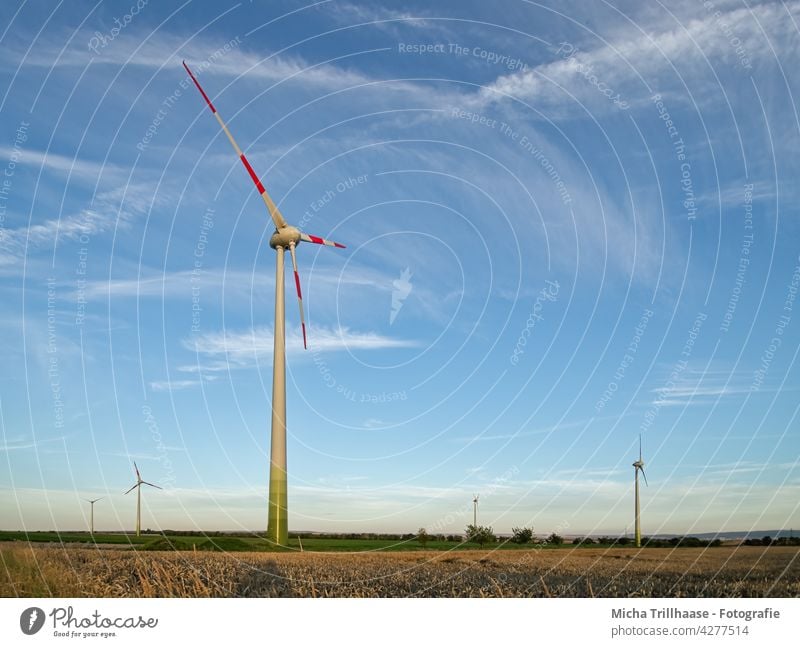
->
xmin=84 ymin=497 xmax=103 ymax=535
xmin=124 ymin=462 xmax=162 ymax=537
xmin=184 ymin=62 xmax=345 ymax=546
xmin=632 ymin=436 xmax=648 ymax=548
xmin=472 ymin=494 xmax=479 ymax=527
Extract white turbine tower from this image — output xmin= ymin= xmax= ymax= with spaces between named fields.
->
xmin=84 ymin=497 xmax=103 ymax=535
xmin=633 ymin=435 xmax=648 ymax=548
xmin=124 ymin=462 xmax=162 ymax=537
xmin=184 ymin=62 xmax=346 ymax=546
xmin=473 ymin=494 xmax=479 ymax=527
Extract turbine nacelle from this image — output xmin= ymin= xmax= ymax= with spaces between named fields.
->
xmin=269 ymin=226 xmax=302 ymax=250
xmin=633 ymin=460 xmax=648 ymax=486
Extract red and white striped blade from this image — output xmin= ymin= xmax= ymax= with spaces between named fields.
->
xmin=299 ymin=232 xmax=346 ymax=248
xmin=183 ymin=61 xmax=288 ymax=230
xmin=288 ymin=244 xmax=307 ymax=349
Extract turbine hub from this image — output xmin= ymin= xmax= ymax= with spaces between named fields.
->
xmin=269 ymin=226 xmax=301 ymax=249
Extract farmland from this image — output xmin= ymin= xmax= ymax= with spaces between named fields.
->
xmin=2 ymin=542 xmax=798 ymax=597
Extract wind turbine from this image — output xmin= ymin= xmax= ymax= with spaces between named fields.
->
xmin=632 ymin=435 xmax=648 ymax=548
xmin=184 ymin=62 xmax=346 ymax=546
xmin=84 ymin=497 xmax=103 ymax=535
xmin=472 ymin=494 xmax=479 ymax=527
xmin=124 ymin=462 xmax=162 ymax=537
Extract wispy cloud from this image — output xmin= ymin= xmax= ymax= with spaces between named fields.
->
xmin=0 ymin=435 xmax=67 ymax=453
xmin=648 ymin=367 xmax=794 ymax=407
xmin=0 ymin=182 xmax=156 ymax=267
xmin=13 ymin=30 xmax=379 ymax=92
xmin=639 ymin=363 xmax=752 ymax=409
xmin=321 ymin=2 xmax=445 ymax=33
xmin=71 ymin=269 xmax=261 ymax=301
xmin=149 ymin=376 xmax=218 ymax=392
xmin=361 ymin=418 xmax=385 ymax=429
xmin=179 ymin=325 xmax=418 ymax=372
xmin=477 ymin=1 xmax=799 ymax=113
xmin=682 ymin=461 xmax=798 ymax=478
xmin=0 ymin=146 xmax=123 ymax=184
xmin=654 ymin=383 xmax=753 ymax=402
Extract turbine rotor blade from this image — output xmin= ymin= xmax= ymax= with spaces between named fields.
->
xmin=183 ymin=61 xmax=288 ymax=230
xmin=289 ymin=243 xmax=307 ymax=349
xmin=640 ymin=467 xmax=648 ymax=486
xmin=141 ymin=481 xmax=163 ymax=490
xmin=133 ymin=461 xmax=141 ymax=480
xmin=300 ymin=232 xmax=345 ymax=249
xmin=124 ymin=484 xmax=138 ymax=495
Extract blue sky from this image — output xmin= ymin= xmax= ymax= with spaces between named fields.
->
xmin=1 ymin=0 xmax=799 ymax=536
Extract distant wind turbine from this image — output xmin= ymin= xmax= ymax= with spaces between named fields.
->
xmin=473 ymin=494 xmax=479 ymax=527
xmin=124 ymin=462 xmax=162 ymax=537
xmin=84 ymin=497 xmax=103 ymax=535
xmin=632 ymin=435 xmax=648 ymax=548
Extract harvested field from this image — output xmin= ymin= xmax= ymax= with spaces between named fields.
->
xmin=1 ymin=543 xmax=798 ymax=597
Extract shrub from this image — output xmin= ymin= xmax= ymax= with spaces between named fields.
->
xmin=465 ymin=524 xmax=496 ymax=547
xmin=417 ymin=528 xmax=430 ymax=548
xmin=511 ymin=526 xmax=534 ymax=544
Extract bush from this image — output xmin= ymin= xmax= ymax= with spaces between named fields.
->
xmin=511 ymin=526 xmax=534 ymax=544
xmin=465 ymin=524 xmax=496 ymax=547
xmin=546 ymin=532 xmax=564 ymax=545
xmin=417 ymin=528 xmax=430 ymax=548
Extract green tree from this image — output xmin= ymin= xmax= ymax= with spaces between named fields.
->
xmin=417 ymin=527 xmax=430 ymax=548
xmin=465 ymin=524 xmax=496 ymax=547
xmin=546 ymin=532 xmax=564 ymax=545
xmin=511 ymin=526 xmax=534 ymax=544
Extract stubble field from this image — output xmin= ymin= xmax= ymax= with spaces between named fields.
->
xmin=2 ymin=543 xmax=798 ymax=597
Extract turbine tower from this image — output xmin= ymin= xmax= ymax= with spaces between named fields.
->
xmin=84 ymin=497 xmax=103 ymax=535
xmin=124 ymin=462 xmax=162 ymax=537
xmin=632 ymin=435 xmax=648 ymax=548
xmin=184 ymin=62 xmax=346 ymax=546
xmin=473 ymin=494 xmax=479 ymax=527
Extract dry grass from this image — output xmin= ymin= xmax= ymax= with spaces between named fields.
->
xmin=1 ymin=543 xmax=798 ymax=598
